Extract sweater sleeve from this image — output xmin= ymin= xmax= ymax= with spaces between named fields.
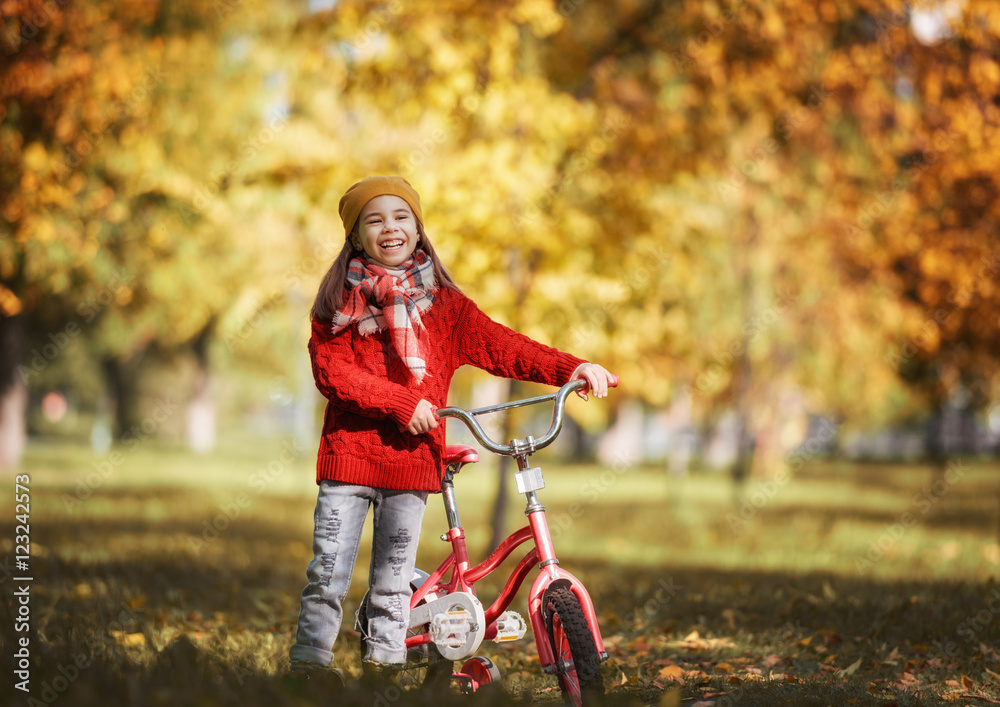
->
xmin=308 ymin=316 xmax=424 ymax=428
xmin=452 ymin=296 xmax=586 ymax=386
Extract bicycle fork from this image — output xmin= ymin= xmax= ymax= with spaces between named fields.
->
xmin=514 ymin=454 xmax=609 ymax=671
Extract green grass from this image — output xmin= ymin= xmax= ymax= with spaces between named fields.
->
xmin=4 ymin=439 xmax=1000 ymax=706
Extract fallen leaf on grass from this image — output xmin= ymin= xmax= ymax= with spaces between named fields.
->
xmin=715 ymin=662 xmax=734 ymax=673
xmin=111 ymin=631 xmax=146 ymax=647
xmin=668 ymin=631 xmax=734 ymax=652
xmin=881 ymin=647 xmax=902 ymax=665
xmin=952 ymin=696 xmax=1000 ymax=705
xmin=836 ymin=657 xmax=863 ymax=678
xmin=686 ymin=670 xmax=711 ymax=684
xmin=986 ymin=668 xmax=1000 ymax=681
xmin=961 ymin=675 xmax=975 ymax=689
xmin=762 ymin=654 xmax=783 ymax=668
xmin=658 ymin=664 xmax=685 ymax=682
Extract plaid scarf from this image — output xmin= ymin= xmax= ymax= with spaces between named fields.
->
xmin=331 ymin=250 xmax=437 ymax=383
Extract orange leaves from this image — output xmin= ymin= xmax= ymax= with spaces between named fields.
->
xmin=657 ymin=664 xmax=685 ymax=683
xmin=667 ymin=630 xmax=735 ymax=652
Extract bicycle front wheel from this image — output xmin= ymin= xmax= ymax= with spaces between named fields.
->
xmin=542 ymin=584 xmax=605 ymax=705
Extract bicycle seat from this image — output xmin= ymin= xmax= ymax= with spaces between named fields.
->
xmin=444 ymin=444 xmax=479 ymax=466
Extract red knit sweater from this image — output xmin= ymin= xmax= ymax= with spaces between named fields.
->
xmin=309 ymin=287 xmax=586 ymax=492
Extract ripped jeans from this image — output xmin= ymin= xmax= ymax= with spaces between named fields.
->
xmin=289 ymin=481 xmax=428 ymax=667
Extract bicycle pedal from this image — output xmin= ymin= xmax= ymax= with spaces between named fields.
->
xmin=493 ymin=610 xmax=527 ymax=642
xmin=430 ymin=607 xmax=479 ymax=648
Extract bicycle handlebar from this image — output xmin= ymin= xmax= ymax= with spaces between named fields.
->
xmin=436 ymin=374 xmax=619 ymax=457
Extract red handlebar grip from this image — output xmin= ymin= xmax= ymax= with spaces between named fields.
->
xmin=609 ymin=373 xmax=619 ymax=388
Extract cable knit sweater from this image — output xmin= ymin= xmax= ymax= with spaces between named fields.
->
xmin=309 ymin=286 xmax=586 ymax=492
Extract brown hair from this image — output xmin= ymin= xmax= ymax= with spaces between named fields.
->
xmin=310 ymin=220 xmax=461 ymax=321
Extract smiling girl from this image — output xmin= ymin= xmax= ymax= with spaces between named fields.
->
xmin=288 ymin=175 xmax=614 ymax=685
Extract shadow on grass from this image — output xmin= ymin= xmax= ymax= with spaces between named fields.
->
xmin=7 ymin=478 xmax=1000 ymax=706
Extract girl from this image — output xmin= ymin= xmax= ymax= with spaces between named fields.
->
xmin=289 ymin=175 xmax=614 ymax=682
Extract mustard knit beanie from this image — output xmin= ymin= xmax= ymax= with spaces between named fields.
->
xmin=338 ymin=175 xmax=423 ymax=239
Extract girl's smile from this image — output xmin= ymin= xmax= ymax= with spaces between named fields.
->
xmin=354 ymin=195 xmax=420 ymax=267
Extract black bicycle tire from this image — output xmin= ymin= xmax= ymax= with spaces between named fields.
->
xmin=356 ymin=588 xmax=453 ymax=689
xmin=543 ymin=584 xmax=605 ymax=705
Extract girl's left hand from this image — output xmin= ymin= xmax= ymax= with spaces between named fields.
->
xmin=570 ymin=363 xmax=616 ymax=401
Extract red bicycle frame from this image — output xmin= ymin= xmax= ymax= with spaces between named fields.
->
xmin=407 ymin=498 xmax=606 ymax=667
xmin=409 ymin=377 xmax=618 ymax=671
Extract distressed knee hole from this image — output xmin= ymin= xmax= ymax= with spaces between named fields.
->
xmin=389 ymin=528 xmax=411 ymax=577
xmin=319 ymin=551 xmax=337 ymax=587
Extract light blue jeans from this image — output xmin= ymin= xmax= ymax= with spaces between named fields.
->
xmin=289 ymin=481 xmax=428 ymax=667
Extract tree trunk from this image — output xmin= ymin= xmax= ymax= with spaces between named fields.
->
xmin=488 ymin=379 xmax=520 ymax=552
xmin=185 ymin=324 xmax=216 ymax=454
xmin=731 ymin=214 xmax=757 ymax=487
xmin=925 ymin=400 xmax=948 ymax=484
xmin=0 ymin=314 xmax=27 ymax=472
xmin=100 ymin=355 xmax=143 ymax=441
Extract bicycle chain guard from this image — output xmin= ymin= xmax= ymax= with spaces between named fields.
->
xmin=409 ymin=591 xmax=486 ymax=661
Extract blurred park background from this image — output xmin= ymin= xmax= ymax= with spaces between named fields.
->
xmin=4 ymin=0 xmax=1000 ymax=705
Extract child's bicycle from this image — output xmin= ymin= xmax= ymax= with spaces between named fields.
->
xmin=356 ymin=376 xmax=618 ymax=705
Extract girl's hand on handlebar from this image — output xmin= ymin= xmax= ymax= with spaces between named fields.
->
xmin=407 ymin=399 xmax=439 ymax=435
xmin=570 ymin=363 xmax=617 ymax=401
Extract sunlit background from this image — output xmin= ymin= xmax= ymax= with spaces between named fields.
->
xmin=3 ymin=0 xmax=1000 ymax=704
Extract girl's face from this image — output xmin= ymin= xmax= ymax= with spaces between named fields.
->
xmin=353 ymin=195 xmax=420 ymax=267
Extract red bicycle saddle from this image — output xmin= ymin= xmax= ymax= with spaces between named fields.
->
xmin=444 ymin=444 xmax=479 ymax=466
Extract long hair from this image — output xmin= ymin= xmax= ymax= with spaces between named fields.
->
xmin=310 ymin=220 xmax=461 ymax=321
